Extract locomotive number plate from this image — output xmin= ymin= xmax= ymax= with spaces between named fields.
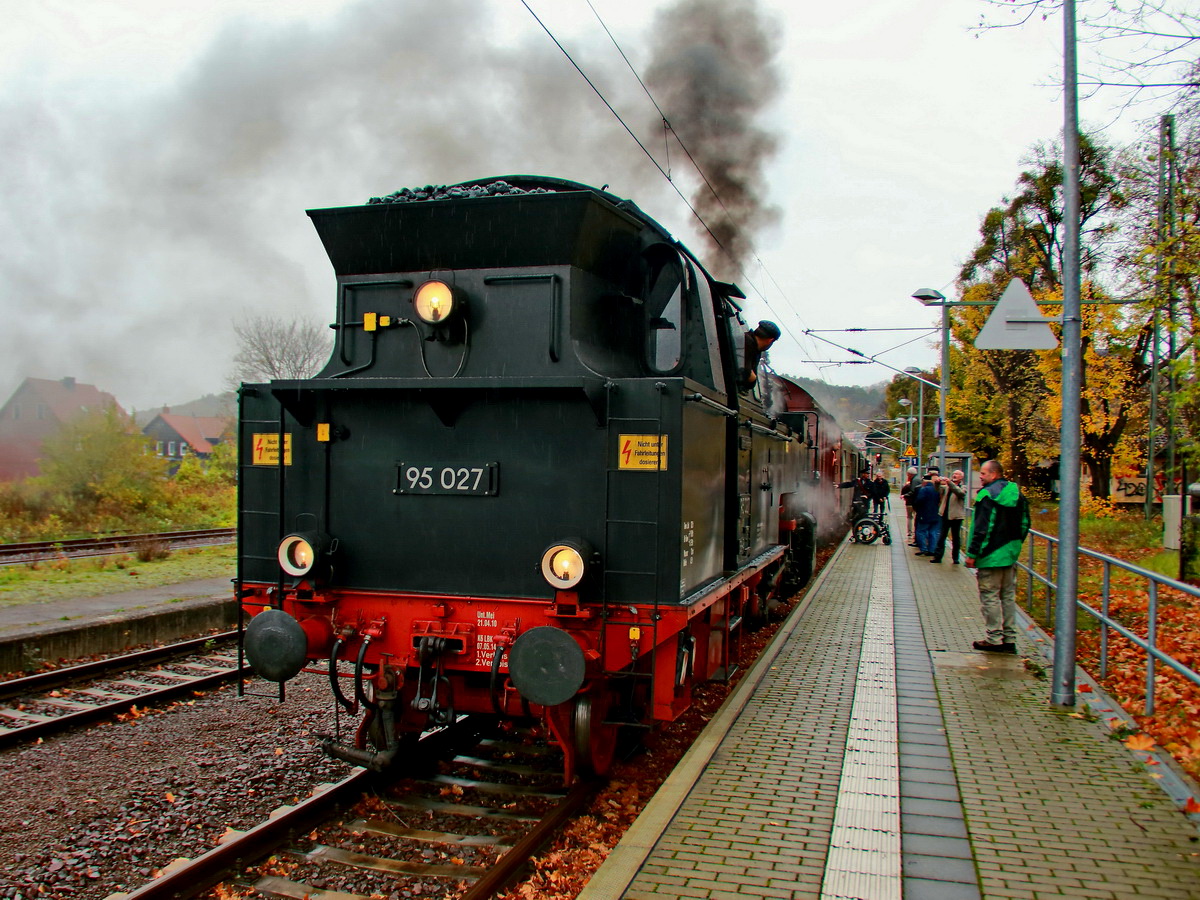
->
xmin=394 ymin=462 xmax=498 ymax=496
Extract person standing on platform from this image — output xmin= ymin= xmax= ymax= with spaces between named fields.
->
xmin=930 ymin=469 xmax=967 ymax=564
xmin=966 ymin=459 xmax=1031 ymax=653
xmin=899 ymin=466 xmax=919 ymax=543
xmin=912 ymin=473 xmax=941 ymax=556
xmin=870 ymin=471 xmax=890 ymax=516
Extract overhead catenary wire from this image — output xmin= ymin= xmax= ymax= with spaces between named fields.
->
xmin=522 ymin=0 xmax=828 ymax=375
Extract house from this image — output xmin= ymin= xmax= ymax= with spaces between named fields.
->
xmin=132 ymin=392 xmax=235 ymax=429
xmin=141 ymin=410 xmax=230 ymax=463
xmin=0 ymin=377 xmax=124 ymax=482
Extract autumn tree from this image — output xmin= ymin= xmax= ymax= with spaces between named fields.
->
xmin=954 ymin=133 xmax=1142 ymax=491
xmin=1114 ymin=85 xmax=1200 ymax=482
xmin=34 ymin=407 xmax=170 ymax=533
xmin=229 ymin=314 xmax=333 ymax=386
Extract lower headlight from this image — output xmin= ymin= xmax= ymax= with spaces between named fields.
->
xmin=278 ymin=532 xmax=330 ymax=578
xmin=540 ymin=540 xmax=593 ymax=590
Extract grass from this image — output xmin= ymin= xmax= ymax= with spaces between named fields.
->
xmin=1022 ymin=500 xmax=1180 ymax=583
xmin=0 ymin=545 xmax=235 ymax=607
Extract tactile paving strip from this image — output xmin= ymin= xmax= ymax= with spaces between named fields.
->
xmin=820 ymin=549 xmax=902 ymax=900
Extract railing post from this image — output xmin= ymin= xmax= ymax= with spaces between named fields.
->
xmin=1100 ymin=562 xmax=1111 ymax=680
xmin=1145 ymin=581 xmax=1158 ymax=716
xmin=1045 ymin=541 xmax=1056 ymax=627
xmin=1026 ymin=538 xmax=1035 ymax=609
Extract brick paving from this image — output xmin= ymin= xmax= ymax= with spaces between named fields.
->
xmin=579 ymin=510 xmax=1200 ymax=899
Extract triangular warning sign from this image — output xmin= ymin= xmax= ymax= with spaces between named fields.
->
xmin=975 ymin=279 xmax=1059 ymax=350
xmin=903 ymin=445 xmax=916 ymax=457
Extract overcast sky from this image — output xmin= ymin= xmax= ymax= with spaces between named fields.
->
xmin=0 ymin=0 xmax=1155 ymax=411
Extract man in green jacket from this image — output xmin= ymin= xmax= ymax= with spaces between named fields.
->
xmin=965 ymin=459 xmax=1031 ymax=653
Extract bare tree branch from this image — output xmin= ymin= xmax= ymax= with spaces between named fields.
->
xmin=976 ymin=0 xmax=1199 ymax=109
xmin=229 ymin=315 xmax=333 ymax=386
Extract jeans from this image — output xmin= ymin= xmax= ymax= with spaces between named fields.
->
xmin=932 ymin=517 xmax=963 ymax=562
xmin=915 ymin=519 xmax=939 ymax=553
xmin=977 ymin=565 xmax=1018 ymax=644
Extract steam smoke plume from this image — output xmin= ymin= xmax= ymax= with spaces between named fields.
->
xmin=0 ymin=0 xmax=667 ymax=410
xmin=645 ymin=0 xmax=783 ymax=280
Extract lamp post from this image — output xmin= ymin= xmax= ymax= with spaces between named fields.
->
xmin=904 ymin=366 xmax=925 ymax=467
xmin=897 ymin=398 xmax=912 ymax=450
xmin=912 ymin=289 xmax=950 ymax=476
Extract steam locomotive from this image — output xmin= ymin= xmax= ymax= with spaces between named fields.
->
xmin=238 ymin=177 xmax=862 ymax=781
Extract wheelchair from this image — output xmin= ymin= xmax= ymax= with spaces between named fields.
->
xmin=851 ymin=500 xmax=892 ymax=546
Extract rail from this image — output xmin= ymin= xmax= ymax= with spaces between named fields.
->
xmin=1018 ymin=528 xmax=1200 ymax=716
xmin=0 ymin=527 xmax=236 ymax=565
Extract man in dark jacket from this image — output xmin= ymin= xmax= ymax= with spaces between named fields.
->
xmin=738 ymin=320 xmax=780 ymax=391
xmin=837 ymin=470 xmax=873 ymax=524
xmin=911 ymin=473 xmax=941 ymax=556
xmin=870 ymin=472 xmax=890 ymax=516
xmin=966 ymin=459 xmax=1031 ymax=653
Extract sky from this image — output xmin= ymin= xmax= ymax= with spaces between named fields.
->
xmin=0 ymin=0 xmax=1157 ymax=412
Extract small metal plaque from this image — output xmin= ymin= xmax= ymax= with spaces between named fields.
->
xmin=394 ymin=462 xmax=498 ymax=496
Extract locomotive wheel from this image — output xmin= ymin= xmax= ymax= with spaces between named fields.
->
xmin=853 ymin=518 xmax=880 ymax=544
xmin=574 ymin=693 xmax=619 ymax=776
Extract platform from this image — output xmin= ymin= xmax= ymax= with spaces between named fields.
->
xmin=580 ymin=510 xmax=1200 ymax=900
xmin=0 ymin=576 xmax=235 ymax=672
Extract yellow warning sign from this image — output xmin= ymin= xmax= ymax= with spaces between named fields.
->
xmin=903 ymin=445 xmax=917 ymax=458
xmin=618 ymin=434 xmax=668 ymax=471
xmin=252 ymin=433 xmax=293 ymax=466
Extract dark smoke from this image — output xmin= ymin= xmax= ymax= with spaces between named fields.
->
xmin=0 ymin=0 xmax=673 ymax=410
xmin=645 ymin=0 xmax=783 ymax=280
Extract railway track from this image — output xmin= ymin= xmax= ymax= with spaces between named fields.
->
xmin=0 ymin=528 xmax=237 ymax=567
xmin=114 ymin=721 xmax=600 ymax=900
xmin=0 ymin=631 xmax=248 ymax=749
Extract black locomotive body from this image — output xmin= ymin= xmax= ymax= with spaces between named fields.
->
xmin=239 ymin=177 xmax=852 ymax=780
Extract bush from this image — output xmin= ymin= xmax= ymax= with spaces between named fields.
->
xmin=134 ymin=538 xmax=172 ymax=563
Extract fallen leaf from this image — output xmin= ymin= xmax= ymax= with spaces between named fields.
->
xmin=1125 ymin=733 xmax=1156 ymax=752
xmin=1185 ymin=797 xmax=1200 ymax=814
xmin=1077 ymin=684 xmax=1093 ymax=693
xmin=165 ymin=791 xmax=176 ymax=803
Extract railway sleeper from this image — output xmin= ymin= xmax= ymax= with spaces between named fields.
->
xmin=347 ymin=818 xmax=514 ymax=847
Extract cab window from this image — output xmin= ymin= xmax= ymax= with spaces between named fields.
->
xmin=644 ymin=247 xmax=684 ymax=373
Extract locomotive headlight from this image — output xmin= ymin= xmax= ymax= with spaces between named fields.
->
xmin=540 ymin=540 xmax=594 ymax=590
xmin=413 ymin=281 xmax=459 ymax=325
xmin=278 ymin=531 xmax=333 ymax=578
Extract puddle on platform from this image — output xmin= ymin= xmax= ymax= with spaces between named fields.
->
xmin=929 ymin=650 xmax=1035 ymax=680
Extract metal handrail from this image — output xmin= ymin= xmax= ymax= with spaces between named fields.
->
xmin=1017 ymin=528 xmax=1200 ymax=715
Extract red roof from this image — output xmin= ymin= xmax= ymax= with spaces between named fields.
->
xmin=147 ymin=413 xmax=229 ymax=455
xmin=0 ymin=377 xmax=125 ymax=481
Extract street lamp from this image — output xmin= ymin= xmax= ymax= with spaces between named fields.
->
xmin=913 ymin=288 xmax=949 ymax=475
xmin=897 ymin=398 xmax=911 ymax=449
xmin=904 ymin=366 xmax=925 ymax=467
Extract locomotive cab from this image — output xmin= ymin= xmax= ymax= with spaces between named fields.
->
xmin=238 ymin=178 xmax=818 ymax=781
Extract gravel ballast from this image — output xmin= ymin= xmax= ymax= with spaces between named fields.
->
xmin=0 ymin=673 xmax=350 ymax=899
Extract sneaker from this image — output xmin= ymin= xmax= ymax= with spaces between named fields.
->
xmin=972 ymin=640 xmax=1016 ymax=654
xmin=929 ymin=558 xmax=942 ymax=563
